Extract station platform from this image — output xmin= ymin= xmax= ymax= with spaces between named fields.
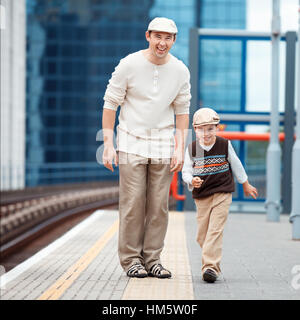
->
xmin=0 ymin=209 xmax=299 ymax=300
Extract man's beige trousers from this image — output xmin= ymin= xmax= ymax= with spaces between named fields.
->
xmin=194 ymin=192 xmax=232 ymax=276
xmin=118 ymin=152 xmax=173 ymax=272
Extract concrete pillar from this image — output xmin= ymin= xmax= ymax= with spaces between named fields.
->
xmin=266 ymin=0 xmax=282 ymax=221
xmin=289 ymin=0 xmax=300 ymax=240
xmin=0 ymin=0 xmax=26 ymax=190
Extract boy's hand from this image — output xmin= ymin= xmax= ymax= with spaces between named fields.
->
xmin=192 ymin=176 xmax=203 ymax=188
xmin=243 ymin=181 xmax=258 ymax=199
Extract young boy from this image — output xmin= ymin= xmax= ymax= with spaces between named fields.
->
xmin=182 ymin=107 xmax=258 ymax=283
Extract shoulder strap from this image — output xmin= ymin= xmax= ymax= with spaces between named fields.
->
xmin=216 ymin=136 xmax=229 ymax=158
xmin=188 ymin=140 xmax=205 ymax=158
xmin=188 ymin=141 xmax=196 ymax=158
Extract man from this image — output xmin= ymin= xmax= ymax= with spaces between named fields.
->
xmin=102 ymin=17 xmax=191 ymax=278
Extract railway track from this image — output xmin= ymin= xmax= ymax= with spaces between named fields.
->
xmin=0 ymin=182 xmax=119 ymax=271
xmin=0 ymin=181 xmax=177 ymax=272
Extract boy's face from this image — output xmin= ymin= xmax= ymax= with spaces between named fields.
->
xmin=194 ymin=124 xmax=218 ymax=146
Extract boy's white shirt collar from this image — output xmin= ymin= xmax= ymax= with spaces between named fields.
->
xmin=199 ymin=141 xmax=215 ymax=152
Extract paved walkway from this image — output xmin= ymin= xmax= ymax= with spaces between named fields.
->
xmin=0 ymin=209 xmax=299 ymax=300
xmin=186 ymin=211 xmax=300 ymax=300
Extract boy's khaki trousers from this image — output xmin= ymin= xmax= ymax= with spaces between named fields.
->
xmin=194 ymin=192 xmax=232 ymax=276
xmin=118 ymin=152 xmax=173 ymax=272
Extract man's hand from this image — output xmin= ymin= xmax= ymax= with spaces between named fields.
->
xmin=192 ymin=176 xmax=203 ymax=188
xmin=103 ymin=144 xmax=118 ymax=172
xmin=171 ymin=114 xmax=189 ymax=172
xmin=102 ymin=109 xmax=117 ymax=172
xmin=170 ymin=148 xmax=184 ymax=172
xmin=242 ymin=181 xmax=258 ymax=199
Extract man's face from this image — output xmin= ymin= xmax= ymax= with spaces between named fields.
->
xmin=146 ymin=31 xmax=175 ymax=59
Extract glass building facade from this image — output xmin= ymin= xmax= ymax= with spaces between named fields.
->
xmin=26 ymin=0 xmax=154 ymax=186
xmin=199 ymin=0 xmax=246 ymax=112
xmin=25 ymin=0 xmax=247 ymax=189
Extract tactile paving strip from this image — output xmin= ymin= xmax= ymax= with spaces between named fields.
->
xmin=122 ymin=211 xmax=194 ymax=300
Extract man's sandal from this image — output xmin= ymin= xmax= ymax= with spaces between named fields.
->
xmin=148 ymin=263 xmax=172 ymax=279
xmin=126 ymin=263 xmax=148 ymax=278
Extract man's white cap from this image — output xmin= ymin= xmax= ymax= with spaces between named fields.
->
xmin=147 ymin=17 xmax=178 ymax=34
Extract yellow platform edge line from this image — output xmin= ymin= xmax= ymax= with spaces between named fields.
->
xmin=38 ymin=219 xmax=119 ymax=300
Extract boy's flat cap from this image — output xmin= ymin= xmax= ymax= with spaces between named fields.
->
xmin=193 ymin=108 xmax=220 ymax=127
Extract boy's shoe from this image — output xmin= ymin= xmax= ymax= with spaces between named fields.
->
xmin=148 ymin=263 xmax=172 ymax=279
xmin=202 ymin=268 xmax=217 ymax=283
xmin=126 ymin=263 xmax=148 ymax=278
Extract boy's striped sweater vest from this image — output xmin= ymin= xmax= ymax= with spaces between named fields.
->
xmin=188 ymin=136 xmax=235 ymax=199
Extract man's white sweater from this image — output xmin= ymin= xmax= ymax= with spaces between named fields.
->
xmin=103 ymin=50 xmax=191 ymax=158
